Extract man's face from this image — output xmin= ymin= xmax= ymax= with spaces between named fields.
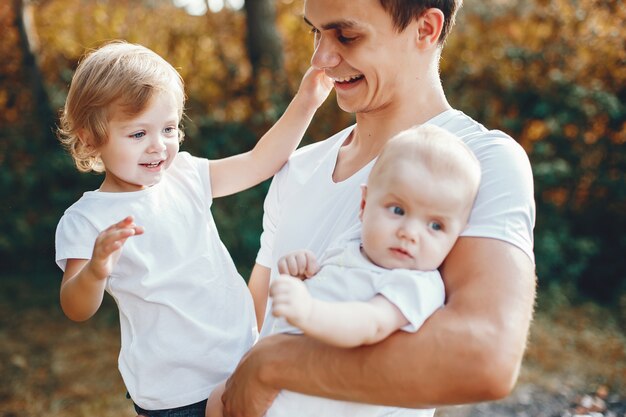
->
xmin=303 ymin=0 xmax=420 ymax=115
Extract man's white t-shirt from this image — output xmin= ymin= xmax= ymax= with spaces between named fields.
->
xmin=55 ymin=152 xmax=257 ymax=410
xmin=257 ymin=109 xmax=535 ymax=338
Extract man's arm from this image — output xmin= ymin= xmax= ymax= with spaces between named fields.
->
xmin=222 ymin=237 xmax=536 ymax=416
xmin=248 ymin=264 xmax=271 ymax=331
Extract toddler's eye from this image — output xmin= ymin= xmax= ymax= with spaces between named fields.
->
xmin=388 ymin=206 xmax=404 ymax=216
xmin=130 ymin=132 xmax=145 ymax=139
xmin=429 ymin=221 xmax=443 ymax=231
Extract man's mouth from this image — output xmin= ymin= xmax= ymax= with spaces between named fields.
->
xmin=332 ymin=74 xmax=364 ymax=85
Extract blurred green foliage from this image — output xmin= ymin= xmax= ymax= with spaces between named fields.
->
xmin=0 ymin=0 xmax=624 ymax=303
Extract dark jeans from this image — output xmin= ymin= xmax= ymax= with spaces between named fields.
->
xmin=133 ymin=399 xmax=208 ymax=417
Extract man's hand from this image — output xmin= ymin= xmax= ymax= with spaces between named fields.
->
xmin=221 ymin=338 xmax=281 ymax=417
xmin=277 ymin=249 xmax=319 ymax=279
xmin=206 ymin=381 xmax=226 ymax=417
xmin=270 ymin=275 xmax=314 ymax=329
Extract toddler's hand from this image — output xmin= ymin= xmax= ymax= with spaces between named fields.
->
xmin=89 ymin=216 xmax=143 ymax=280
xmin=277 ymin=249 xmax=319 ymax=279
xmin=270 ymin=275 xmax=313 ymax=329
xmin=296 ymin=67 xmax=333 ymax=110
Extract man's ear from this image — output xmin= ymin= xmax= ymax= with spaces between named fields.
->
xmin=415 ymin=8 xmax=444 ymax=48
xmin=359 ymin=184 xmax=368 ymax=221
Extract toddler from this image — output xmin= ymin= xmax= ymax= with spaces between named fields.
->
xmin=54 ymin=41 xmax=331 ymax=417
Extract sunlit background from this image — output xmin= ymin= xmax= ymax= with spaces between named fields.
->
xmin=0 ymin=0 xmax=624 ymax=415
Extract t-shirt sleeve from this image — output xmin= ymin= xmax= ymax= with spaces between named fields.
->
xmin=55 ymin=212 xmax=100 ymax=271
xmin=463 ymin=135 xmax=536 ymax=263
xmin=180 ymin=151 xmax=213 ymax=205
xmin=255 ymin=163 xmax=289 ymax=268
xmin=377 ymin=269 xmax=445 ymax=333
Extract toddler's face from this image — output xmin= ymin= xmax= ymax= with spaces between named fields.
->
xmin=359 ymin=161 xmax=471 ymax=270
xmin=97 ymin=91 xmax=180 ymax=192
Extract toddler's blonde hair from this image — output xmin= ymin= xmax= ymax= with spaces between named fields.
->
xmin=57 ymin=41 xmax=185 ymax=173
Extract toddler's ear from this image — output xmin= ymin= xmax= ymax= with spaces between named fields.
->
xmin=359 ymin=184 xmax=368 ymax=221
xmin=77 ymin=128 xmax=94 ymax=147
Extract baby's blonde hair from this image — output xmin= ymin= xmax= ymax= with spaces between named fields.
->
xmin=370 ymin=124 xmax=481 ymax=212
xmin=57 ymin=41 xmax=185 ymax=172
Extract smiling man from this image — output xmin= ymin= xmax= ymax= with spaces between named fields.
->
xmin=224 ymin=0 xmax=537 ymax=415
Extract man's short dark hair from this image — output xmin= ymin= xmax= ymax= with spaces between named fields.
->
xmin=379 ymin=0 xmax=462 ymax=44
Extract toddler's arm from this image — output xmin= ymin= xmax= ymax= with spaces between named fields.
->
xmin=209 ymin=67 xmax=332 ymax=198
xmin=60 ymin=216 xmax=143 ymax=322
xmin=270 ymin=275 xmax=409 ymax=348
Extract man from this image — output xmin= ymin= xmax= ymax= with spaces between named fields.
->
xmin=224 ymin=0 xmax=536 ymax=415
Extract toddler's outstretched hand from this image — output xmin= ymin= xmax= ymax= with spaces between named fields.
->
xmin=277 ymin=249 xmax=319 ymax=279
xmin=270 ymin=275 xmax=313 ymax=329
xmin=90 ymin=216 xmax=143 ymax=280
xmin=296 ymin=67 xmax=333 ymax=111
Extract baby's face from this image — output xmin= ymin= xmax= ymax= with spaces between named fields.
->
xmin=360 ymin=161 xmax=471 ymax=270
xmin=97 ymin=91 xmax=180 ymax=192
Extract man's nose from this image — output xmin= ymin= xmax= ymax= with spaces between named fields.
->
xmin=311 ymin=35 xmax=340 ymax=70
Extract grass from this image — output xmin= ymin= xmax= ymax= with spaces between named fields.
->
xmin=1 ymin=273 xmax=624 ymax=416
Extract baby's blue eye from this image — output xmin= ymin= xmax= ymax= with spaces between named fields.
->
xmin=429 ymin=221 xmax=443 ymax=231
xmin=130 ymin=132 xmax=145 ymax=139
xmin=389 ymin=206 xmax=404 ymax=216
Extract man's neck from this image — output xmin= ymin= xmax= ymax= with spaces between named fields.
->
xmin=332 ymin=84 xmax=451 ymax=183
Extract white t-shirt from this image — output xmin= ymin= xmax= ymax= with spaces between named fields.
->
xmin=266 ymin=233 xmax=443 ymax=417
xmin=55 ymin=152 xmax=257 ymax=410
xmin=271 ymin=233 xmax=445 ymax=335
xmin=257 ymin=109 xmax=535 ymax=338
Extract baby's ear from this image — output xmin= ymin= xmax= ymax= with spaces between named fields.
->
xmin=359 ymin=184 xmax=368 ymax=221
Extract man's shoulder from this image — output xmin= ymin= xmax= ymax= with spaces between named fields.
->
xmin=435 ymin=110 xmax=528 ymax=165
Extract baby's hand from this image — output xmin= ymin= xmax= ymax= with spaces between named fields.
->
xmin=90 ymin=216 xmax=143 ymax=280
xmin=270 ymin=275 xmax=313 ymax=329
xmin=296 ymin=67 xmax=333 ymax=110
xmin=277 ymin=249 xmax=319 ymax=279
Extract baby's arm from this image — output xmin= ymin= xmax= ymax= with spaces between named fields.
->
xmin=209 ymin=67 xmax=332 ymax=198
xmin=270 ymin=275 xmax=409 ymax=348
xmin=60 ymin=216 xmax=143 ymax=322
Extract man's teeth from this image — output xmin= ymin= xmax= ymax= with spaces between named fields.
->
xmin=334 ymin=75 xmax=363 ymax=83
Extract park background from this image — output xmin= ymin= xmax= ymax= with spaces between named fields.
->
xmin=0 ymin=0 xmax=624 ymax=415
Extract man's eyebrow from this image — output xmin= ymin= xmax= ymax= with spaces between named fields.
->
xmin=303 ymin=16 xmax=360 ymax=31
